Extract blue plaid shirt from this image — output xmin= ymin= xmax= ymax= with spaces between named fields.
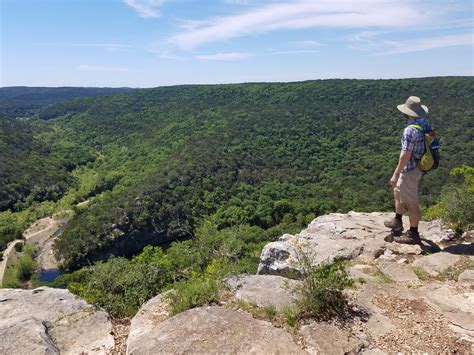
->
xmin=401 ymin=119 xmax=428 ymax=172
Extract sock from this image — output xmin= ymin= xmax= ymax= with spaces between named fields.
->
xmin=410 ymin=226 xmax=418 ymax=234
xmin=395 ymin=213 xmax=402 ymax=222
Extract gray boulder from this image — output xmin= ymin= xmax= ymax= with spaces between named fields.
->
xmin=258 ymin=212 xmax=457 ymax=277
xmin=126 ymin=292 xmax=171 ymax=348
xmin=126 ymin=306 xmax=305 ymax=354
xmin=226 ymin=274 xmax=299 ymax=310
xmin=0 ymin=317 xmax=58 ymax=355
xmin=0 ymin=287 xmax=114 ymax=354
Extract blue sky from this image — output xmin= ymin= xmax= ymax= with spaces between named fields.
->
xmin=1 ymin=0 xmax=473 ymax=87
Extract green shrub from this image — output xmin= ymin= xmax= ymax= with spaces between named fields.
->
xmin=16 ymin=254 xmax=36 ymax=281
xmin=438 ymin=187 xmax=474 ymax=230
xmin=57 ymin=249 xmax=175 ymax=317
xmin=165 ymin=275 xmax=221 ymax=316
xmin=289 ymin=246 xmax=353 ymax=320
xmin=264 ymin=305 xmax=277 ymax=319
xmin=14 ymin=242 xmax=24 ymax=253
xmin=281 ymin=305 xmax=298 ymax=327
xmin=426 ymin=165 xmax=474 ymax=231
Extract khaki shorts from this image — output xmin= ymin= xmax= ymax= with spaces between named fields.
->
xmin=395 ymin=167 xmax=422 ymax=206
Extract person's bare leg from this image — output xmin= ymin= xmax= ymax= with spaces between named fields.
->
xmin=407 ymin=202 xmax=420 ymax=228
xmin=394 ymin=188 xmax=405 ymax=215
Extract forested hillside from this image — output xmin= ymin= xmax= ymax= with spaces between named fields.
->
xmin=1 ymin=78 xmax=473 ymax=268
xmin=0 ymin=87 xmax=135 ymax=118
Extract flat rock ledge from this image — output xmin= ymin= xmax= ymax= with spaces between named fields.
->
xmin=412 ymin=252 xmax=467 ymax=276
xmin=377 ymin=262 xmax=419 ymax=283
xmin=258 ymin=212 xmax=455 ymax=276
xmin=300 ymin=323 xmax=364 ymax=355
xmin=126 ymin=306 xmax=305 ymax=354
xmin=0 ymin=287 xmax=114 ymax=355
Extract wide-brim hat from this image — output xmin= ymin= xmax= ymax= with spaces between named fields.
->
xmin=397 ymin=96 xmax=429 ymax=118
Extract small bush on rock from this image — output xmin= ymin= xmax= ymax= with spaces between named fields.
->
xmin=166 ymin=275 xmax=220 ymax=316
xmin=290 ymin=245 xmax=353 ymax=320
xmin=165 ymin=258 xmax=231 ymax=315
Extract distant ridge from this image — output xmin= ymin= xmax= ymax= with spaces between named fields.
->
xmin=0 ymin=86 xmax=136 ymax=118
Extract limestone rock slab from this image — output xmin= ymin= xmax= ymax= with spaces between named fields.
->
xmin=412 ymin=252 xmax=462 ymax=276
xmin=377 ymin=262 xmax=419 ymax=282
xmin=226 ymin=274 xmax=299 ymax=310
xmin=126 ymin=306 xmax=305 ymax=354
xmin=258 ymin=212 xmax=452 ymax=277
xmin=0 ymin=287 xmax=114 ymax=354
xmin=458 ymin=269 xmax=474 ymax=285
xmin=127 ymin=292 xmax=171 ymax=346
xmin=348 ymin=265 xmax=378 ymax=283
xmin=419 ymin=284 xmax=474 ymax=342
xmin=0 ymin=317 xmax=59 ymax=355
xmin=300 ymin=323 xmax=364 ymax=354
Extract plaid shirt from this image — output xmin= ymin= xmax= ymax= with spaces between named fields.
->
xmin=401 ymin=125 xmax=425 ymax=172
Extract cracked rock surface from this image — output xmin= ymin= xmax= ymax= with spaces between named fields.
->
xmin=127 ymin=306 xmax=306 ymax=355
xmin=0 ymin=287 xmax=114 ymax=355
xmin=258 ymin=212 xmax=450 ymax=276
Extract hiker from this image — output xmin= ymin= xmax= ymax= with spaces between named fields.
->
xmin=384 ymin=96 xmax=432 ymax=244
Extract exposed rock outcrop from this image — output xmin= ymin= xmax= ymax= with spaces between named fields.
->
xmin=127 ymin=306 xmax=306 ymax=354
xmin=226 ymin=274 xmax=299 ymax=310
xmin=412 ymin=252 xmax=465 ymax=276
xmin=258 ymin=212 xmax=454 ymax=276
xmin=3 ymin=212 xmax=472 ymax=354
xmin=300 ymin=323 xmax=364 ymax=354
xmin=0 ymin=287 xmax=114 ymax=354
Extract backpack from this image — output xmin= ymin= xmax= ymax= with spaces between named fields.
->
xmin=409 ymin=124 xmax=440 ymax=172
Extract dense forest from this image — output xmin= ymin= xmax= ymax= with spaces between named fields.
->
xmin=0 ymin=87 xmax=135 ymax=118
xmin=1 ymin=78 xmax=473 ymax=266
xmin=1 ymin=77 xmax=473 ymax=314
xmin=1 ymin=78 xmax=473 ymax=315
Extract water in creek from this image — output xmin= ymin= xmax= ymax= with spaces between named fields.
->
xmin=36 ymin=269 xmax=62 ymax=283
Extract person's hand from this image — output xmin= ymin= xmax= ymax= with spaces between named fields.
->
xmin=390 ymin=173 xmax=400 ymax=188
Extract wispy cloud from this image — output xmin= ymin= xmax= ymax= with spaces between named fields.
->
xmin=169 ymin=0 xmax=423 ymax=50
xmin=378 ymin=32 xmax=474 ymax=55
xmin=77 ymin=65 xmax=130 ymax=72
xmin=293 ymin=40 xmax=322 ymax=47
xmin=195 ymin=52 xmax=253 ymax=61
xmin=123 ymin=0 xmax=166 ymax=18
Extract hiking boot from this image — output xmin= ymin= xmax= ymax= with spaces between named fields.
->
xmin=384 ymin=217 xmax=403 ymax=230
xmin=394 ymin=230 xmax=421 ymax=245
xmin=384 ymin=227 xmax=403 ymax=243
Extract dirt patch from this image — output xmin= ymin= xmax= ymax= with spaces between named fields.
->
xmin=371 ymin=292 xmax=471 ymax=353
xmin=107 ymin=318 xmax=131 ymax=355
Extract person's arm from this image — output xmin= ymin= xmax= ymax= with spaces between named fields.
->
xmin=390 ymin=150 xmax=412 ymax=187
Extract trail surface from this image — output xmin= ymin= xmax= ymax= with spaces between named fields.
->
xmin=0 ymin=217 xmax=59 ymax=287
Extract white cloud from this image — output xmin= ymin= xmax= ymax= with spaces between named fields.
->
xmin=78 ymin=65 xmax=130 ymax=72
xmin=378 ymin=32 xmax=474 ymax=55
xmin=195 ymin=52 xmax=253 ymax=61
xmin=123 ymin=0 xmax=166 ymax=18
xmin=294 ymin=40 xmax=322 ymax=47
xmin=169 ymin=0 xmax=423 ymax=50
